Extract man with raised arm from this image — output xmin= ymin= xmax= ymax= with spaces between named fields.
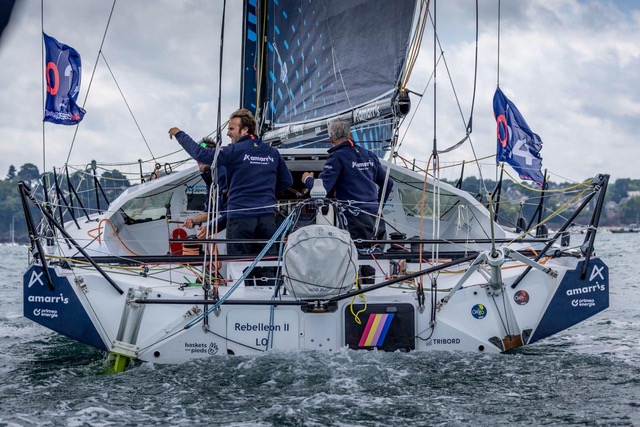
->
xmin=180 ymin=137 xmax=227 ymax=238
xmin=169 ymin=108 xmax=293 ymax=257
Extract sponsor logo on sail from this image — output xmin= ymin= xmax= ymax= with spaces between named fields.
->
xmin=471 ymin=304 xmax=487 ymax=319
xmin=353 ymin=104 xmax=381 ymax=123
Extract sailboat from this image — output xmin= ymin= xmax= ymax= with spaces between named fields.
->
xmin=9 ymin=216 xmax=17 ymax=247
xmin=610 ymin=224 xmax=639 ymax=233
xmin=20 ymin=0 xmax=609 ymax=370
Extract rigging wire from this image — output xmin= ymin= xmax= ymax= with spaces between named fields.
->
xmin=397 ymin=3 xmax=479 ymax=161
xmin=401 ymin=0 xmax=430 ymax=90
xmin=216 ymin=0 xmax=226 ymax=146
xmin=396 ymin=54 xmax=441 ymax=153
xmin=330 ymin=45 xmax=353 ymax=109
xmin=495 ymin=0 xmax=502 ymax=185
xmin=431 ymin=0 xmax=437 ymax=166
xmin=39 ymin=3 xmax=56 ymax=224
xmin=426 ymin=1 xmax=484 ymax=194
xmin=380 ymin=0 xmax=433 ymax=263
xmin=65 ymin=0 xmax=118 ymax=166
xmin=423 ymin=2 xmax=488 ymax=196
xmin=394 ymin=1 xmax=494 ymax=208
xmin=202 ymin=0 xmax=228 ymax=302
xmin=466 ymin=0 xmax=479 ymax=135
xmin=254 ymin=0 xmax=267 ymax=125
xmin=40 ymin=0 xmax=45 ymax=174
xmin=430 ymin=0 xmax=441 ymax=274
xmin=497 ymin=0 xmax=501 ymax=87
xmin=456 ymin=0 xmax=488 ymax=198
xmin=100 ymin=52 xmax=155 ymax=161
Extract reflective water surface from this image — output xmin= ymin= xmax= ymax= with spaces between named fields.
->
xmin=1 ymin=233 xmax=638 ymax=426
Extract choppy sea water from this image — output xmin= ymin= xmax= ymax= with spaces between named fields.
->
xmin=1 ymin=232 xmax=639 ymax=426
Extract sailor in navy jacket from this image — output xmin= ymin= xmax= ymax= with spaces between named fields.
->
xmin=182 ymin=162 xmax=228 ymax=236
xmin=302 ymin=119 xmax=393 ymax=246
xmin=303 ymin=140 xmax=393 ymax=213
xmin=178 ymin=134 xmax=229 ymax=237
xmin=172 ymin=131 xmax=292 ymax=220
xmin=169 ymin=109 xmax=293 ymax=258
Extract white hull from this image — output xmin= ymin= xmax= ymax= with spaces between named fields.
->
xmin=21 ymin=151 xmax=609 ymax=364
xmin=24 ymin=254 xmax=608 ymax=363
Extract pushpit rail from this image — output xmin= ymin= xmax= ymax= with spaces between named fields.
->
xmin=18 ymin=181 xmax=124 ymax=295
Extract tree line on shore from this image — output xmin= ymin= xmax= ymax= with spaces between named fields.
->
xmin=1 ymin=163 xmax=639 ymax=243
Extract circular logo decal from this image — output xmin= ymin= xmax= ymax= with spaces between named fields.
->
xmin=471 ymin=304 xmax=487 ymax=319
xmin=514 ymin=290 xmax=530 ymax=305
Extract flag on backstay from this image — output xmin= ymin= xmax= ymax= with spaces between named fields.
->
xmin=493 ymin=87 xmax=544 ymax=185
xmin=43 ymin=33 xmax=86 ymax=125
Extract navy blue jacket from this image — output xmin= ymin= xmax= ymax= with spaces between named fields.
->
xmin=200 ymin=168 xmax=226 ymax=212
xmin=200 ymin=169 xmax=227 ymax=231
xmin=304 ymin=140 xmax=393 ymax=213
xmin=177 ymin=131 xmax=293 ymax=219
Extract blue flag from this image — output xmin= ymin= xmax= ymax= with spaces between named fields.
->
xmin=43 ymin=33 xmax=86 ymax=125
xmin=493 ymin=87 xmax=544 ymax=185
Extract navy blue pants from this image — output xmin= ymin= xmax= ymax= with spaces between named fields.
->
xmin=345 ymin=212 xmax=386 ymax=249
xmin=226 ymin=216 xmax=278 ymax=256
xmin=226 ymin=216 xmax=278 ymax=286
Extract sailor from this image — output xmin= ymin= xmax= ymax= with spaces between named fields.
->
xmin=181 ymin=137 xmax=228 ymax=238
xmin=301 ymin=119 xmax=393 ymax=248
xmin=169 ymin=108 xmax=293 ymax=257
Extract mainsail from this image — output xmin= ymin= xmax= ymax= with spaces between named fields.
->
xmin=241 ymin=0 xmax=417 ymax=156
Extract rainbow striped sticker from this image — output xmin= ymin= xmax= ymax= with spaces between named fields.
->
xmin=358 ymin=313 xmax=395 ymax=347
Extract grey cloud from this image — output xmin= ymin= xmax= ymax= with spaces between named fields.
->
xmin=0 ymin=0 xmax=638 ymax=183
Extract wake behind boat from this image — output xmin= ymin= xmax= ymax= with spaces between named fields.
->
xmin=21 ymin=1 xmax=610 ymax=370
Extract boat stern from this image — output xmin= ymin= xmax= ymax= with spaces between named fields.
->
xmin=528 ymin=258 xmax=609 ymax=344
xmin=23 ymin=265 xmax=108 ymax=351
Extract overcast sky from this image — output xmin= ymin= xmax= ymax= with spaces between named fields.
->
xmin=0 ymin=0 xmax=638 ymax=185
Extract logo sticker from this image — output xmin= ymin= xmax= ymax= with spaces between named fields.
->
xmin=571 ymin=298 xmax=596 ymax=308
xmin=514 ymin=290 xmax=530 ymax=305
xmin=184 ymin=342 xmax=209 ymax=354
xmin=358 ymin=313 xmax=394 ymax=347
xmin=565 ymin=283 xmax=605 ymax=296
xmin=430 ymin=338 xmax=461 ymax=345
xmin=208 ymin=342 xmax=219 ymax=355
xmin=589 ymin=264 xmax=605 ymax=282
xmin=33 ymin=308 xmax=58 ymax=318
xmin=471 ymin=304 xmax=487 ymax=319
xmin=28 ymin=270 xmax=44 ymax=288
